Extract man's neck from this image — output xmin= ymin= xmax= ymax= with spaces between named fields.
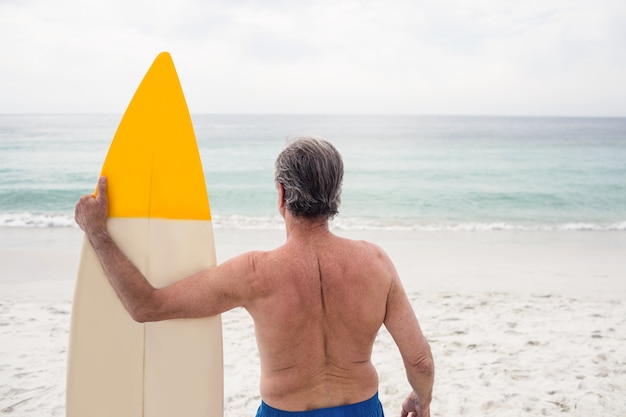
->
xmin=284 ymin=212 xmax=331 ymax=241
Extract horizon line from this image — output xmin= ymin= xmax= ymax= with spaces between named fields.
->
xmin=1 ymin=112 xmax=626 ymax=119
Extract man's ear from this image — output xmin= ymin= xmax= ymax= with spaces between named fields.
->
xmin=277 ymin=183 xmax=286 ymax=209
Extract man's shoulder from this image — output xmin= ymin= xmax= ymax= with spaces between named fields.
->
xmin=322 ymin=237 xmax=394 ymax=275
xmin=340 ymin=236 xmax=389 ymax=258
xmin=244 ymin=246 xmax=291 ymax=276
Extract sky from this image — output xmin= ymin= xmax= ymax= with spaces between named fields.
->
xmin=1 ymin=0 xmax=625 ymax=116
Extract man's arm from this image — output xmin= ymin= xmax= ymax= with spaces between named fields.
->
xmin=75 ymin=177 xmax=158 ymax=321
xmin=75 ymin=177 xmax=258 ymax=322
xmin=383 ymin=270 xmax=434 ymax=417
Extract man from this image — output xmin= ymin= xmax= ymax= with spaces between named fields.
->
xmin=75 ymin=137 xmax=434 ymax=417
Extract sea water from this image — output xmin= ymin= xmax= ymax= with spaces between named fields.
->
xmin=1 ymin=114 xmax=625 ymax=231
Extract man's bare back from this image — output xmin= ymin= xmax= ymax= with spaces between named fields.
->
xmin=245 ymin=228 xmax=393 ymax=410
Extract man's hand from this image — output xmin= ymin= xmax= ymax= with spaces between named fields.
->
xmin=75 ymin=176 xmax=109 ymax=237
xmin=401 ymin=391 xmax=430 ymax=417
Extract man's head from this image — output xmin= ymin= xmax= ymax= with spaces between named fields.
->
xmin=274 ymin=137 xmax=344 ymax=220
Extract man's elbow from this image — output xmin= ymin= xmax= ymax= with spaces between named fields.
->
xmin=406 ymin=346 xmax=435 ymax=379
xmin=411 ymin=353 xmax=435 ymax=378
xmin=129 ymin=306 xmax=151 ymax=323
xmin=126 ymin=304 xmax=152 ymax=323
xmin=127 ymin=293 xmax=162 ymax=323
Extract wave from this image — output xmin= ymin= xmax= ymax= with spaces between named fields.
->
xmin=0 ymin=212 xmax=78 ymax=228
xmin=1 ymin=212 xmax=625 ymax=232
xmin=330 ymin=218 xmax=626 ymax=232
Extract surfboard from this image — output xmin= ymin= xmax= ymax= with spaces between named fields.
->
xmin=67 ymin=52 xmax=223 ymax=417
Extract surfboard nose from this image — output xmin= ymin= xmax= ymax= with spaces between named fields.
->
xmin=99 ymin=52 xmax=211 ymax=220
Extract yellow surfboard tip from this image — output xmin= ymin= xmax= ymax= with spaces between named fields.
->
xmin=99 ymin=53 xmax=211 ymax=221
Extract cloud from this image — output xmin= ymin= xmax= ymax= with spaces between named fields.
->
xmin=0 ymin=0 xmax=624 ymax=115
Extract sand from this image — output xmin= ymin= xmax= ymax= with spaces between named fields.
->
xmin=1 ymin=226 xmax=625 ymax=416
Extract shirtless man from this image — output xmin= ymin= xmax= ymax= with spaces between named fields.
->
xmin=75 ymin=137 xmax=434 ymax=417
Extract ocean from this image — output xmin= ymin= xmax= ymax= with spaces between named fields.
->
xmin=1 ymin=114 xmax=625 ymax=231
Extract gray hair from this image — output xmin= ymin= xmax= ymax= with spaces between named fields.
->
xmin=274 ymin=137 xmax=344 ymax=219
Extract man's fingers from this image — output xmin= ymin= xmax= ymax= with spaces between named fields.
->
xmin=96 ymin=177 xmax=108 ymax=202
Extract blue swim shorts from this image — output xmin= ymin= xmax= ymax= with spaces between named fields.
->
xmin=255 ymin=393 xmax=384 ymax=417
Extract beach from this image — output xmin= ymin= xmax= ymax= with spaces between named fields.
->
xmin=1 ymin=226 xmax=625 ymax=416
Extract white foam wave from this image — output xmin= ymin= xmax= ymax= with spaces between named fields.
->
xmin=331 ymin=219 xmax=626 ymax=232
xmin=0 ymin=212 xmax=78 ymax=228
xmin=211 ymin=214 xmax=286 ymax=230
xmin=1 ymin=212 xmax=625 ymax=232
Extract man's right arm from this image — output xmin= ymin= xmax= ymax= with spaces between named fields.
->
xmin=383 ymin=270 xmax=434 ymax=417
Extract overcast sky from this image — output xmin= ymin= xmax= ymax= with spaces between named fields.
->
xmin=1 ymin=0 xmax=625 ymax=116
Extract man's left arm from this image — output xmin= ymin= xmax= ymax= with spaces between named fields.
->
xmin=76 ymin=177 xmax=259 ymax=322
xmin=76 ymin=177 xmax=162 ymax=322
